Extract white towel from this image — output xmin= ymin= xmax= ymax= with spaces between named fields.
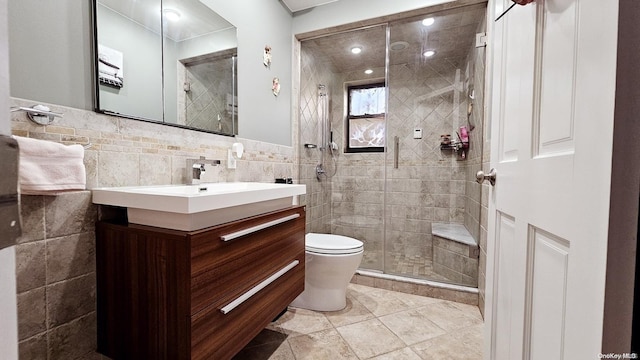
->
xmin=15 ymin=136 xmax=86 ymax=195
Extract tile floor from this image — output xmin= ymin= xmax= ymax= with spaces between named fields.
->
xmin=233 ymin=284 xmax=483 ymax=360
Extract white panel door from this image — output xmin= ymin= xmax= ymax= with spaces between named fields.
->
xmin=483 ymin=0 xmax=619 ymax=359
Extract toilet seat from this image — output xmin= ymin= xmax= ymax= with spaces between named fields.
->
xmin=305 ymin=233 xmax=364 ymax=255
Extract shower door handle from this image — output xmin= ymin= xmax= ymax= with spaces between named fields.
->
xmin=394 ymin=136 xmax=399 ymax=169
xmin=476 ymin=168 xmax=497 ymax=186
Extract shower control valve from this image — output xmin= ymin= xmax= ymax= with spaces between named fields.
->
xmin=315 ymin=164 xmax=326 ymax=181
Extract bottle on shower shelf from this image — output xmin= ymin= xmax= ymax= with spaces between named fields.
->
xmin=458 ymin=125 xmax=470 ymax=160
xmin=459 ymin=125 xmax=469 ymax=145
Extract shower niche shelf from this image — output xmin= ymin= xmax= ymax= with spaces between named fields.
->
xmin=431 ymin=223 xmax=479 ymax=287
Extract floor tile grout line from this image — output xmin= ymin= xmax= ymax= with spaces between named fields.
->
xmin=283 ymin=339 xmax=298 ymax=360
xmin=376 ymin=310 xmax=441 ymax=348
xmin=348 ymin=294 xmax=449 ymax=319
xmin=335 ymin=290 xmax=422 ymax=359
xmin=324 ymin=309 xmax=361 ymax=359
xmin=354 ymin=285 xmax=480 ymax=357
xmin=334 ymin=324 xmax=364 ymax=360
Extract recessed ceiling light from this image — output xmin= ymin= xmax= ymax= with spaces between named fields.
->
xmin=423 ymin=50 xmax=436 ymax=57
xmin=163 ymin=8 xmax=181 ymax=22
xmin=364 ymin=69 xmax=373 ymax=75
xmin=351 ymin=46 xmax=362 ymax=54
xmin=422 ymin=17 xmax=435 ymax=26
xmin=390 ymin=41 xmax=409 ymax=51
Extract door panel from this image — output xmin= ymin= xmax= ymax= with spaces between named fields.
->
xmin=485 ymin=0 xmax=618 ymax=358
xmin=499 ymin=1 xmax=535 ymax=163
xmin=492 ymin=212 xmax=517 ymax=359
xmin=535 ymin=1 xmax=578 ymax=157
xmin=526 ymin=227 xmax=570 ymax=360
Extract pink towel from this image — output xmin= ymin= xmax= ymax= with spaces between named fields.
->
xmin=15 ymin=136 xmax=86 ymax=195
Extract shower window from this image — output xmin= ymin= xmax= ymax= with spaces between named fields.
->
xmin=346 ymin=82 xmax=386 ymax=153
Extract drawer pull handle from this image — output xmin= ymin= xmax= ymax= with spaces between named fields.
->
xmin=220 ymin=213 xmax=300 ymax=241
xmin=220 ymin=260 xmax=300 ymax=315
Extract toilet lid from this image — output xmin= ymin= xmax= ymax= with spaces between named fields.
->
xmin=305 ymin=233 xmax=364 ymax=255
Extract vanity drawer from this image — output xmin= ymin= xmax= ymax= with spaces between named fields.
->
xmin=189 ymin=206 xmax=305 ymax=315
xmin=190 ymin=256 xmax=304 ymax=360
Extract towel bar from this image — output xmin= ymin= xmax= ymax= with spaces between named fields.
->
xmin=11 ymin=105 xmax=63 ymax=125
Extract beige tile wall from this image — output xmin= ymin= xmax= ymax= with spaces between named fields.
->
xmin=16 ymin=192 xmax=100 ymax=359
xmin=461 ymin=17 xmax=486 ymax=251
xmin=11 ymin=96 xmax=297 ymax=359
xmin=298 ymin=45 xmax=334 ymax=233
xmin=460 ymin=18 xmax=489 ymax=318
xmin=432 ymin=236 xmax=479 ymax=287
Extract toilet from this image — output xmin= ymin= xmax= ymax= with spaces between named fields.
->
xmin=290 ymin=233 xmax=364 ymax=312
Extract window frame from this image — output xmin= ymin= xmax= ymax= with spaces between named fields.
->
xmin=345 ymin=82 xmax=386 ymax=153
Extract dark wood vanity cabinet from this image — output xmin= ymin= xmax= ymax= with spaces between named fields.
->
xmin=96 ymin=206 xmax=305 ymax=360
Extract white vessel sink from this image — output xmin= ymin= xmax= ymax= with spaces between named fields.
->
xmin=92 ymin=182 xmax=306 ymax=231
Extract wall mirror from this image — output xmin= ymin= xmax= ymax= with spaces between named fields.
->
xmin=94 ymin=0 xmax=238 ymax=136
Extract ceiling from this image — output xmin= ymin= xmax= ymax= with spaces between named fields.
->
xmin=98 ymin=0 xmax=234 ymax=42
xmin=99 ymin=0 xmax=341 ymax=41
xmin=280 ymin=0 xmax=340 ymax=13
xmin=99 ymin=0 xmax=484 ymax=71
xmin=301 ymin=4 xmax=486 ymax=74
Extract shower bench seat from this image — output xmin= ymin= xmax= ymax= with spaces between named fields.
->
xmin=431 ymin=223 xmax=479 ymax=287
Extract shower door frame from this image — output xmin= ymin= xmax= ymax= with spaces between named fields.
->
xmin=296 ymin=4 xmax=488 ymax=288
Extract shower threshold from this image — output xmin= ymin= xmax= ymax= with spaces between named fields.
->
xmin=354 ymin=269 xmax=479 ymax=306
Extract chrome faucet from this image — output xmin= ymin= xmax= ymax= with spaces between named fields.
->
xmin=186 ymin=156 xmax=221 ymax=184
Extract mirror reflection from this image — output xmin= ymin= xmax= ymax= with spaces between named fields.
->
xmin=94 ymin=0 xmax=238 ymax=135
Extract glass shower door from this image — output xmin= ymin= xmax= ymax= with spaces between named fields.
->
xmin=327 ymin=25 xmax=388 ymax=274
xmin=384 ymin=8 xmax=486 ymax=285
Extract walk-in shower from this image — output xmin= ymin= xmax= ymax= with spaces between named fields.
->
xmin=298 ymin=3 xmax=487 ymax=289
